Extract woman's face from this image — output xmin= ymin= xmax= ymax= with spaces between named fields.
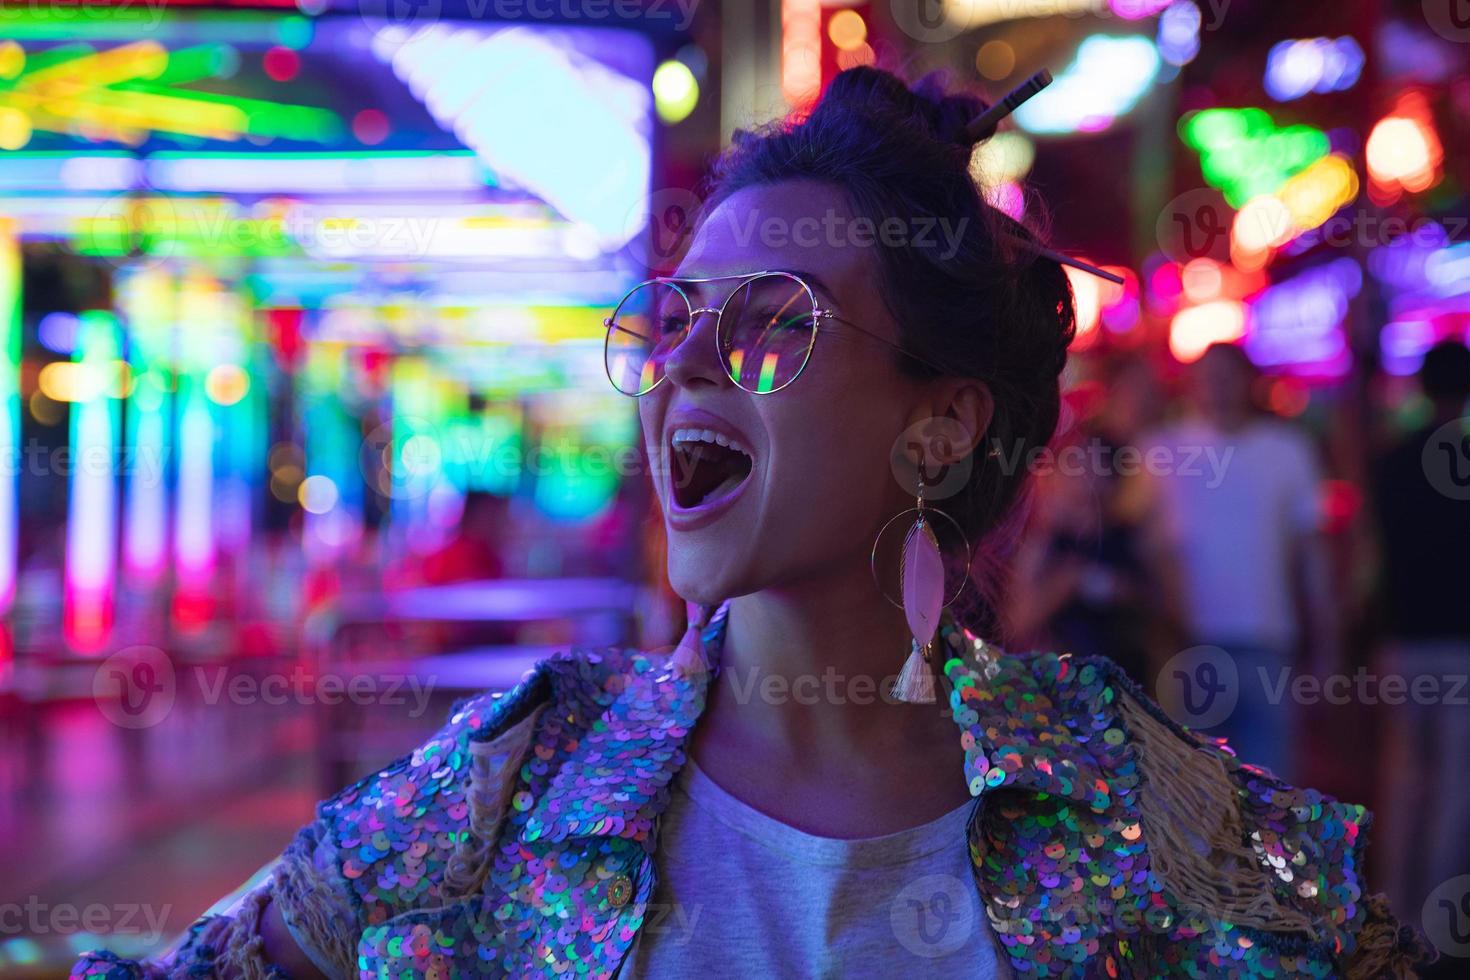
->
xmin=639 ymin=180 xmax=958 ymax=605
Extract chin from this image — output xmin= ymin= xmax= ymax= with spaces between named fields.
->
xmin=666 ymin=550 xmax=737 ymax=608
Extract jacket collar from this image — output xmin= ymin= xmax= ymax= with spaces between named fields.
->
xmin=520 ymin=602 xmax=1113 ymax=845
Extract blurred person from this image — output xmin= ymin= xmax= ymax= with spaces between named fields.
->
xmin=1371 ymin=340 xmax=1470 ymax=932
xmin=1139 ymin=343 xmax=1338 ymax=782
xmin=1008 ymin=358 xmax=1161 ymax=681
xmin=74 ymin=70 xmax=1423 ymax=980
xmin=419 ymin=491 xmax=511 ymax=585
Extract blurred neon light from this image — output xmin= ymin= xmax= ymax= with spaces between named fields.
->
xmin=1157 ymin=1 xmax=1201 ymax=66
xmin=1066 ymin=265 xmax=1103 ymax=345
xmin=1169 ymin=300 xmax=1245 ymax=363
xmin=1264 ymin=37 xmax=1364 ymax=102
xmin=146 ymin=151 xmax=495 ymax=194
xmin=1245 ymin=258 xmax=1360 ymax=376
xmin=970 ymin=132 xmax=1035 ymax=187
xmin=782 ymin=0 xmax=821 ymax=106
xmin=653 ymin=59 xmax=698 ymax=125
xmin=0 ymin=152 xmax=139 ymax=192
xmin=941 ymin=0 xmax=1102 ymax=31
xmin=38 ymin=312 xmax=78 ymax=354
xmin=984 ymin=181 xmax=1025 ymax=221
xmin=1366 ymin=92 xmax=1443 ymax=203
xmin=119 ymin=268 xmax=172 ymax=584
xmin=371 ymin=25 xmax=652 ymax=251
xmin=64 ymin=311 xmax=120 ymax=653
xmin=1380 ymin=318 xmax=1457 ymax=376
xmin=1100 ymin=266 xmax=1140 ymax=333
xmin=1014 ymin=36 xmax=1160 ymax=135
xmin=1182 ymin=107 xmax=1329 ymax=208
xmin=0 ymin=222 xmax=17 ymax=613
xmin=0 ymin=41 xmax=341 ymax=145
xmin=0 ymin=10 xmax=310 ymax=44
xmin=1231 ymin=154 xmax=1360 ymax=270
xmin=1109 ymin=0 xmax=1172 ymax=18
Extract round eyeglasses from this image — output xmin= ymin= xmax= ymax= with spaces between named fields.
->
xmin=603 ymin=271 xmax=942 ymax=396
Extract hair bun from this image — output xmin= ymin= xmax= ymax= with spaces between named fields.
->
xmin=819 ymin=66 xmax=991 ymax=150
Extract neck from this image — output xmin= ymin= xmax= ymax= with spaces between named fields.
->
xmin=698 ymin=558 xmax=962 ymax=768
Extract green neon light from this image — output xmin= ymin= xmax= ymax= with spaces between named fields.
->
xmin=1180 ymin=107 xmax=1330 ymax=208
xmin=0 ymin=12 xmax=312 ymax=45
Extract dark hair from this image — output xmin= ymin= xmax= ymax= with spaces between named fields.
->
xmin=1419 ymin=340 xmax=1470 ymax=404
xmin=702 ymin=66 xmax=1077 ymax=636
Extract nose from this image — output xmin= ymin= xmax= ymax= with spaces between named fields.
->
xmin=662 ymin=307 xmax=730 ymax=391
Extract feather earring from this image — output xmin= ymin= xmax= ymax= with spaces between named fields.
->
xmin=872 ymin=476 xmax=971 ymax=704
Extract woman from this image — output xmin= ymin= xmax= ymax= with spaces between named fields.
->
xmin=74 ymin=67 xmax=1427 ymax=979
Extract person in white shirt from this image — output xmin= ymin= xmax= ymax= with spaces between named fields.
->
xmin=1139 ymin=343 xmax=1338 ymax=780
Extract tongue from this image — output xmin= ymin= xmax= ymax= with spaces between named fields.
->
xmin=673 ymin=443 xmax=750 ymax=509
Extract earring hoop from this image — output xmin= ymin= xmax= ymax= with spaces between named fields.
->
xmin=869 ymin=503 xmax=972 ymax=608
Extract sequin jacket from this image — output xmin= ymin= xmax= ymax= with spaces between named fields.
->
xmin=73 ymin=605 xmax=1427 ymax=979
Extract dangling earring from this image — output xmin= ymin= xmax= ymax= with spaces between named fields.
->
xmin=871 ymin=474 xmax=971 ymax=704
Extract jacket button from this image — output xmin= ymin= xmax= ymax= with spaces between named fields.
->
xmin=608 ymin=874 xmax=633 ymax=909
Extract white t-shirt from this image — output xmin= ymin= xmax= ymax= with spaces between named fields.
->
xmin=617 ymin=756 xmax=1012 ymax=978
xmin=1143 ymin=417 xmax=1323 ymax=649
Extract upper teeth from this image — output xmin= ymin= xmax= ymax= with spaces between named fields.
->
xmin=671 ymin=427 xmax=750 ymax=456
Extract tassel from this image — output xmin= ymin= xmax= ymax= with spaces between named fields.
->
xmin=891 ymin=639 xmax=936 ymax=704
xmin=669 ymin=601 xmax=712 ymax=679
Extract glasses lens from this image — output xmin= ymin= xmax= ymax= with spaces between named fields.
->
xmin=606 ymin=281 xmax=690 ymax=395
xmin=720 ymin=275 xmax=817 ymax=393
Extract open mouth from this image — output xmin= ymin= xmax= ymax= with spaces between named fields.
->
xmin=669 ymin=427 xmax=754 ymax=510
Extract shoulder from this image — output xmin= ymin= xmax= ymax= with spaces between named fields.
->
xmin=307 ymin=645 xmax=664 ymax=921
xmin=983 ymin=647 xmax=1432 ymax=976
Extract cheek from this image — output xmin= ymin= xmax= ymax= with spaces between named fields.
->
xmin=760 ymin=380 xmax=904 ymax=515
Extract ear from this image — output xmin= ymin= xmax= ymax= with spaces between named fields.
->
xmin=906 ymin=378 xmax=994 ymax=466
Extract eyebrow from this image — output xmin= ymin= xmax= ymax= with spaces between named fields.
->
xmin=667 ymin=269 xmax=842 ymax=306
xmin=768 ymin=268 xmax=837 ymax=304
